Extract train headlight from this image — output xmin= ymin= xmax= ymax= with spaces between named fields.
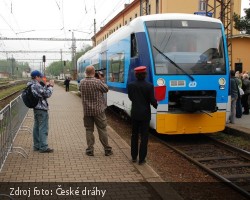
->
xmin=218 ymin=78 xmax=226 ymax=86
xmin=157 ymin=78 xmax=165 ymax=86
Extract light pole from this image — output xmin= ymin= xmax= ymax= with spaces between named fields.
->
xmin=69 ymin=30 xmax=77 ymax=80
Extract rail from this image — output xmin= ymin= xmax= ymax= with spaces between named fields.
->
xmin=152 ymin=133 xmax=250 ymax=199
xmin=0 ymin=94 xmax=29 ymax=172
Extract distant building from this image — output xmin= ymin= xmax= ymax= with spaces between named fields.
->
xmin=0 ymin=72 xmax=10 ymax=78
xmin=90 ymin=0 xmax=249 ymax=71
xmin=22 ymin=71 xmax=30 ymax=78
xmin=93 ymin=0 xmax=241 ymax=45
xmin=229 ymin=34 xmax=250 ymax=73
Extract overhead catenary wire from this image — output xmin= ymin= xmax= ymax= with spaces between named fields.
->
xmin=0 ymin=0 xmax=130 ymax=67
xmin=1 ymin=1 xmax=31 ymax=53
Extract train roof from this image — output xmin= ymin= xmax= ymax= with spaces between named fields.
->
xmin=135 ymin=13 xmax=222 ymax=23
xmin=128 ymin=13 xmax=222 ymax=32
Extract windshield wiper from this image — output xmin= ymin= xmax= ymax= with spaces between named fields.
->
xmin=153 ymin=45 xmax=195 ymax=81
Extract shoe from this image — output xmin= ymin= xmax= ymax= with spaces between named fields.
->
xmin=86 ymin=151 xmax=94 ymax=156
xmin=33 ymin=147 xmax=39 ymax=151
xmin=132 ymin=158 xmax=137 ymax=163
xmin=105 ymin=150 xmax=113 ymax=156
xmin=39 ymin=148 xmax=54 ymax=153
xmin=139 ymin=160 xmax=146 ymax=165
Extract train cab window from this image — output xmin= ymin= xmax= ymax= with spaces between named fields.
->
xmin=131 ymin=33 xmax=138 ymax=57
xmin=108 ymin=53 xmax=125 ymax=83
xmin=146 ymin=20 xmax=226 ymax=75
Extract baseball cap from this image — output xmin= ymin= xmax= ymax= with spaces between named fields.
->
xmin=31 ymin=70 xmax=43 ymax=78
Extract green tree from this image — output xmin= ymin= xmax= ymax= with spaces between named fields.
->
xmin=233 ymin=8 xmax=250 ymax=34
xmin=0 ymin=59 xmax=30 ymax=78
xmin=46 ymin=45 xmax=92 ymax=77
xmin=46 ymin=61 xmax=63 ymax=76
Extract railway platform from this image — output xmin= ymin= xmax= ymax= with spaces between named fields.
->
xmin=0 ymin=84 xmax=182 ymax=200
xmin=225 ymin=110 xmax=250 ymax=138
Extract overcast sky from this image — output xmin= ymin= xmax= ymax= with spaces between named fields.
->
xmin=0 ymin=0 xmax=130 ymax=69
xmin=0 ymin=0 xmax=249 ymax=70
xmin=242 ymin=0 xmax=250 ymax=15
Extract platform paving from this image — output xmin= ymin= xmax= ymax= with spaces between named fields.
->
xmin=225 ymin=108 xmax=250 ymax=137
xmin=0 ymin=84 xmax=182 ymax=200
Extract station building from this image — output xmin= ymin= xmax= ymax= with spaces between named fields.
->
xmin=91 ymin=0 xmax=250 ymax=72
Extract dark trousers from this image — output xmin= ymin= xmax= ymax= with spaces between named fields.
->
xmin=131 ymin=119 xmax=150 ymax=162
xmin=83 ymin=112 xmax=112 ymax=152
xmin=236 ymin=97 xmax=242 ymax=118
xmin=65 ymin=85 xmax=69 ymax=92
xmin=241 ymin=93 xmax=249 ymax=114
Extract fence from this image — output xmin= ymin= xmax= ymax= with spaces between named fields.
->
xmin=0 ymin=94 xmax=29 ymax=172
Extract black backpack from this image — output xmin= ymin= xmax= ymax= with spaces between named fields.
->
xmin=22 ymin=84 xmax=39 ymax=108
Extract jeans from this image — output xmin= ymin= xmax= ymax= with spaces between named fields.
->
xmin=241 ymin=93 xmax=249 ymax=114
xmin=230 ymin=97 xmax=237 ymax=123
xmin=33 ymin=109 xmax=49 ymax=151
xmin=236 ymin=97 xmax=242 ymax=118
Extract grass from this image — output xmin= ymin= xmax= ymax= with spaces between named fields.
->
xmin=0 ymin=84 xmax=26 ymax=100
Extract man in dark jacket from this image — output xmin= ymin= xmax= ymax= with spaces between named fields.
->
xmin=128 ymin=66 xmax=158 ymax=165
xmin=64 ymin=77 xmax=70 ymax=92
xmin=229 ymin=70 xmax=239 ymax=124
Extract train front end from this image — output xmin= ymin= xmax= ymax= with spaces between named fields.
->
xmin=145 ymin=15 xmax=229 ymax=134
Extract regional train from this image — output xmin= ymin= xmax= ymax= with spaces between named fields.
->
xmin=77 ymin=13 xmax=230 ymax=134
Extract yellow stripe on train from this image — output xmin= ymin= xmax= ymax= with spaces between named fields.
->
xmin=156 ymin=112 xmax=226 ymax=134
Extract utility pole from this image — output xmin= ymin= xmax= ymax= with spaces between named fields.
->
xmin=71 ymin=32 xmax=77 ymax=80
xmin=40 ymin=62 xmax=42 ymax=72
xmin=11 ymin=55 xmax=14 ymax=78
xmin=140 ymin=0 xmax=149 ymax=16
xmin=94 ymin=19 xmax=96 ymax=46
xmin=206 ymin=0 xmax=233 ymax=68
xmin=60 ymin=49 xmax=63 ymax=79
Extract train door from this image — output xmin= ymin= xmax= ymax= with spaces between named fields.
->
xmin=130 ymin=33 xmax=139 ymax=81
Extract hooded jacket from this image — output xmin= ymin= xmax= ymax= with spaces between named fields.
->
xmin=27 ymin=80 xmax=53 ymax=111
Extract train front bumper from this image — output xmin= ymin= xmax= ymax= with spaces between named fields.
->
xmin=156 ymin=111 xmax=226 ymax=134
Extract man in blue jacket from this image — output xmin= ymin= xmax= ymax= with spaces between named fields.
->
xmin=28 ymin=70 xmax=54 ymax=153
xmin=128 ymin=66 xmax=158 ymax=165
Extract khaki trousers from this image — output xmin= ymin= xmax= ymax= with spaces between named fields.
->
xmin=83 ymin=112 xmax=112 ymax=152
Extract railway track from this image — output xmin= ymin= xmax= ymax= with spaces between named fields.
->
xmin=107 ymin=104 xmax=250 ymax=198
xmin=0 ymin=80 xmax=27 ymax=110
xmin=152 ymin=133 xmax=250 ymax=199
xmin=0 ymin=90 xmax=22 ymax=102
xmin=0 ymin=89 xmax=23 ymax=110
xmin=0 ymin=80 xmax=27 ymax=91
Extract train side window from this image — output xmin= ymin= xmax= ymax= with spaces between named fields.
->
xmin=101 ymin=51 xmax=107 ymax=69
xmin=131 ymin=33 xmax=138 ymax=57
xmin=108 ymin=53 xmax=125 ymax=83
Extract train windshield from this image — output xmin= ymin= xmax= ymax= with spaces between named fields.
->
xmin=146 ymin=20 xmax=226 ymax=75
